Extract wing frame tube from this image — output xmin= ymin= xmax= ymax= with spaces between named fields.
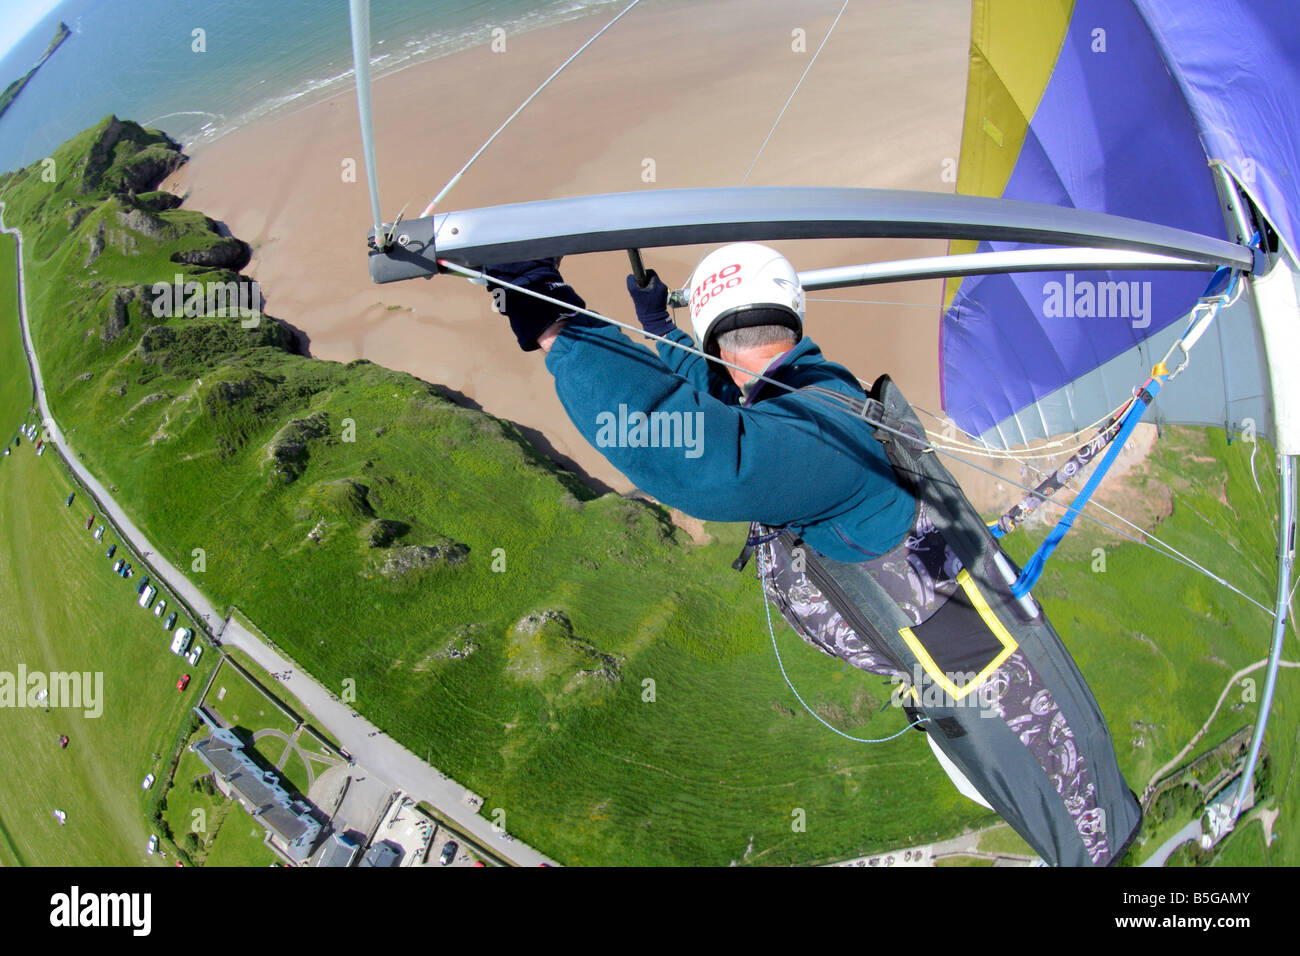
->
xmin=796 ymin=247 xmax=1211 ymax=292
xmin=366 ymin=187 xmax=1254 ymax=284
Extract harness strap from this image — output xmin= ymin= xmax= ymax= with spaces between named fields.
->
xmin=732 ymin=521 xmax=784 ymax=571
xmin=1010 ymin=376 xmax=1163 ymax=598
xmin=991 ymin=409 xmax=1129 ymax=538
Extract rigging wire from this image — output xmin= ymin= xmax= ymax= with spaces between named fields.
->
xmin=910 ymin=403 xmax=1134 ymax=462
xmin=421 ymin=0 xmax=645 ymax=219
xmin=971 ymin=421 xmax=1277 ymax=617
xmin=906 ymin=389 xmax=1274 ymax=615
xmin=741 ymin=0 xmax=852 ymax=185
xmin=807 ymin=296 xmax=945 ymax=309
xmin=439 ymin=258 xmax=1275 ymax=617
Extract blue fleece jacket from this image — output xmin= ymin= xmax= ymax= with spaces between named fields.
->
xmin=543 ymin=313 xmax=916 ymax=562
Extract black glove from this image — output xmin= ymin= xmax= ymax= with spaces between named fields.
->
xmin=484 ymin=258 xmax=586 ymax=351
xmin=626 ymin=270 xmax=674 ymax=337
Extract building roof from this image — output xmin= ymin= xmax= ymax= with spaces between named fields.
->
xmin=192 ymin=725 xmax=321 ymax=861
xmin=360 ymin=842 xmax=402 ymax=868
xmin=317 ymin=833 xmax=360 ymax=868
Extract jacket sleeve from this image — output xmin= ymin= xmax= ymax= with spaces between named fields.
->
xmin=544 ymin=315 xmax=876 ymax=525
xmin=654 ymin=327 xmax=741 ymax=404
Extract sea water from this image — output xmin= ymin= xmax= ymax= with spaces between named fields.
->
xmin=0 ymin=0 xmax=627 ymax=174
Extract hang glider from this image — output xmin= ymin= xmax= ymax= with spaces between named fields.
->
xmin=346 ymin=0 xmax=1296 ymax=861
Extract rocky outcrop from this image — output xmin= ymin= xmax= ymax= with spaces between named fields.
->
xmin=83 ymin=223 xmax=104 ymax=266
xmin=507 ymin=610 xmax=624 ymax=689
xmin=267 ymin=412 xmax=331 ymax=483
xmin=134 ymin=190 xmax=183 ymax=212
xmin=361 ymin=518 xmax=409 ymax=548
xmin=100 ymin=286 xmax=136 ymax=345
xmin=169 ymin=236 xmax=249 ymax=270
xmin=66 ymin=205 xmax=91 ymax=231
xmin=380 ymin=538 xmax=469 ymax=577
xmin=116 ymin=206 xmax=176 ymax=241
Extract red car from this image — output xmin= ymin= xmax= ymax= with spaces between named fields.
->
xmin=84 ymin=515 xmax=95 ymax=531
xmin=176 ymin=674 xmax=190 ymax=692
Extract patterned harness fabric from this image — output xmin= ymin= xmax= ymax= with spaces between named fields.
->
xmin=745 ymin=377 xmax=1134 ymax=865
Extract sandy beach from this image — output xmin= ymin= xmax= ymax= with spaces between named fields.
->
xmin=162 ymin=0 xmax=975 ymax=495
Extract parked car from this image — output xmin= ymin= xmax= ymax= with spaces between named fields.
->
xmin=176 ymin=674 xmax=190 ymax=692
xmin=136 ymin=576 xmax=150 ymax=595
xmin=170 ymin=628 xmax=193 ymax=656
xmin=106 ymin=544 xmax=116 ymax=559
xmin=186 ymin=645 xmax=203 ymax=667
xmin=64 ymin=492 xmax=74 ymax=506
xmin=112 ymin=559 xmax=124 ymax=573
xmin=84 ymin=515 xmax=95 ymax=531
xmin=146 ymin=835 xmax=157 ymax=855
xmin=439 ymin=841 xmax=458 ymax=866
xmin=164 ymin=611 xmax=177 ymax=630
xmin=93 ymin=526 xmax=104 ymax=540
xmin=141 ymin=774 xmax=155 ymax=790
xmin=154 ymin=600 xmax=167 ymax=618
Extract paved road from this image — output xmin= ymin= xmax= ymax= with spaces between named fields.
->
xmin=2 ymin=204 xmax=556 ymax=867
xmin=1140 ymin=819 xmax=1203 ymax=867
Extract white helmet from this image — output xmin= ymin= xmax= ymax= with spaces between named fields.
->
xmin=687 ymin=243 xmax=804 ymax=354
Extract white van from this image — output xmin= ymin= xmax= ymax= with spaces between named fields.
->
xmin=170 ymin=627 xmax=193 ymax=656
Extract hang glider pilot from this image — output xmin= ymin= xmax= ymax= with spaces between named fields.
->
xmin=482 ymin=244 xmax=916 ymax=569
xmin=484 ymin=246 xmax=1015 ymax=814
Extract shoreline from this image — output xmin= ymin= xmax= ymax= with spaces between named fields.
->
xmin=164 ymin=1 xmax=638 ymax=157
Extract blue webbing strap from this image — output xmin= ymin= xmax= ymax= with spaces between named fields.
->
xmin=1010 ymin=377 xmax=1162 ymax=598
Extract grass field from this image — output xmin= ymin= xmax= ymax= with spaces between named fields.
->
xmin=0 ymin=234 xmax=217 ymax=864
xmin=201 ymin=802 xmax=279 ymax=868
xmin=205 ymin=658 xmax=298 ymax=737
xmin=160 ymin=740 xmax=222 ymax=857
